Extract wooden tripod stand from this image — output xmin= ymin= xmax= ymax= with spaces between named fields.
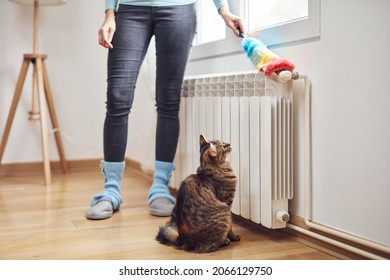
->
xmin=0 ymin=0 xmax=68 ymax=185
xmin=0 ymin=54 xmax=68 ymax=185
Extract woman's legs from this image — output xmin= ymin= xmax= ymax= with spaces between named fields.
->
xmin=88 ymin=6 xmax=154 ymax=219
xmin=103 ymin=4 xmax=196 ymax=162
xmin=88 ymin=4 xmax=197 ymax=219
xmin=154 ymin=4 xmax=197 ymax=162
xmin=104 ymin=6 xmax=154 ymax=162
xmin=148 ymin=4 xmax=197 ymax=216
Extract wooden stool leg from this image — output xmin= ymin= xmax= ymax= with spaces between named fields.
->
xmin=35 ymin=58 xmax=51 ymax=185
xmin=42 ymin=60 xmax=68 ymax=173
xmin=0 ymin=59 xmax=30 ymax=163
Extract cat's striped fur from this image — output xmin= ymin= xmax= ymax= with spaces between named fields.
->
xmin=156 ymin=135 xmax=240 ymax=253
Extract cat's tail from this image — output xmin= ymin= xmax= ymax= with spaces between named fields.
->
xmin=156 ymin=223 xmax=180 ymax=247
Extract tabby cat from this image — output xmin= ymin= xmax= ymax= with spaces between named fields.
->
xmin=156 ymin=135 xmax=240 ymax=253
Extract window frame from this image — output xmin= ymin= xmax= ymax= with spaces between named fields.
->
xmin=189 ymin=0 xmax=320 ymax=62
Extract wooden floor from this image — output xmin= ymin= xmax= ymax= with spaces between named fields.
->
xmin=0 ymin=166 xmax=339 ymax=260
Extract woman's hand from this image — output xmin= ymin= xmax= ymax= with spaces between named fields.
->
xmin=219 ymin=6 xmax=247 ymax=37
xmin=98 ymin=9 xmax=116 ymax=49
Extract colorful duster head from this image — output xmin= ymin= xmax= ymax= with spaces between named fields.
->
xmin=241 ymin=36 xmax=295 ymax=76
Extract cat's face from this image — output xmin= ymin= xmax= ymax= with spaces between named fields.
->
xmin=199 ymin=135 xmax=231 ymax=163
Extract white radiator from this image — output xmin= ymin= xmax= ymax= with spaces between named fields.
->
xmin=173 ymin=71 xmax=293 ymax=229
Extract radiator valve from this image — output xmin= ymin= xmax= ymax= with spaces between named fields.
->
xmin=276 ymin=211 xmax=290 ymax=223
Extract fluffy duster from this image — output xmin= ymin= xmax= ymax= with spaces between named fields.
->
xmin=241 ymin=36 xmax=295 ymax=76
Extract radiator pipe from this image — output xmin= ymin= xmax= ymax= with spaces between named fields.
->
xmin=286 ymin=223 xmax=386 ymax=260
xmin=288 ymin=73 xmax=390 ymax=259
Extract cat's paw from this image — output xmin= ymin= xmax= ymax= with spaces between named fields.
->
xmin=228 ymin=232 xmax=241 ymax=242
xmin=220 ymin=238 xmax=231 ymax=247
xmin=231 ymin=234 xmax=241 ymax=242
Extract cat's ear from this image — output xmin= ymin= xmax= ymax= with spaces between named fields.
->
xmin=208 ymin=143 xmax=218 ymax=158
xmin=200 ymin=135 xmax=209 ymax=146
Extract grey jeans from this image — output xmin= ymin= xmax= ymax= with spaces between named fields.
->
xmin=103 ymin=4 xmax=197 ymax=162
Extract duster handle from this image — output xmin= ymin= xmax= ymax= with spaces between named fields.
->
xmin=237 ymin=27 xmax=245 ymax=38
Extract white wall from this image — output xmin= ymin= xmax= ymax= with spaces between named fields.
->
xmin=1 ymin=0 xmax=389 ymax=247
